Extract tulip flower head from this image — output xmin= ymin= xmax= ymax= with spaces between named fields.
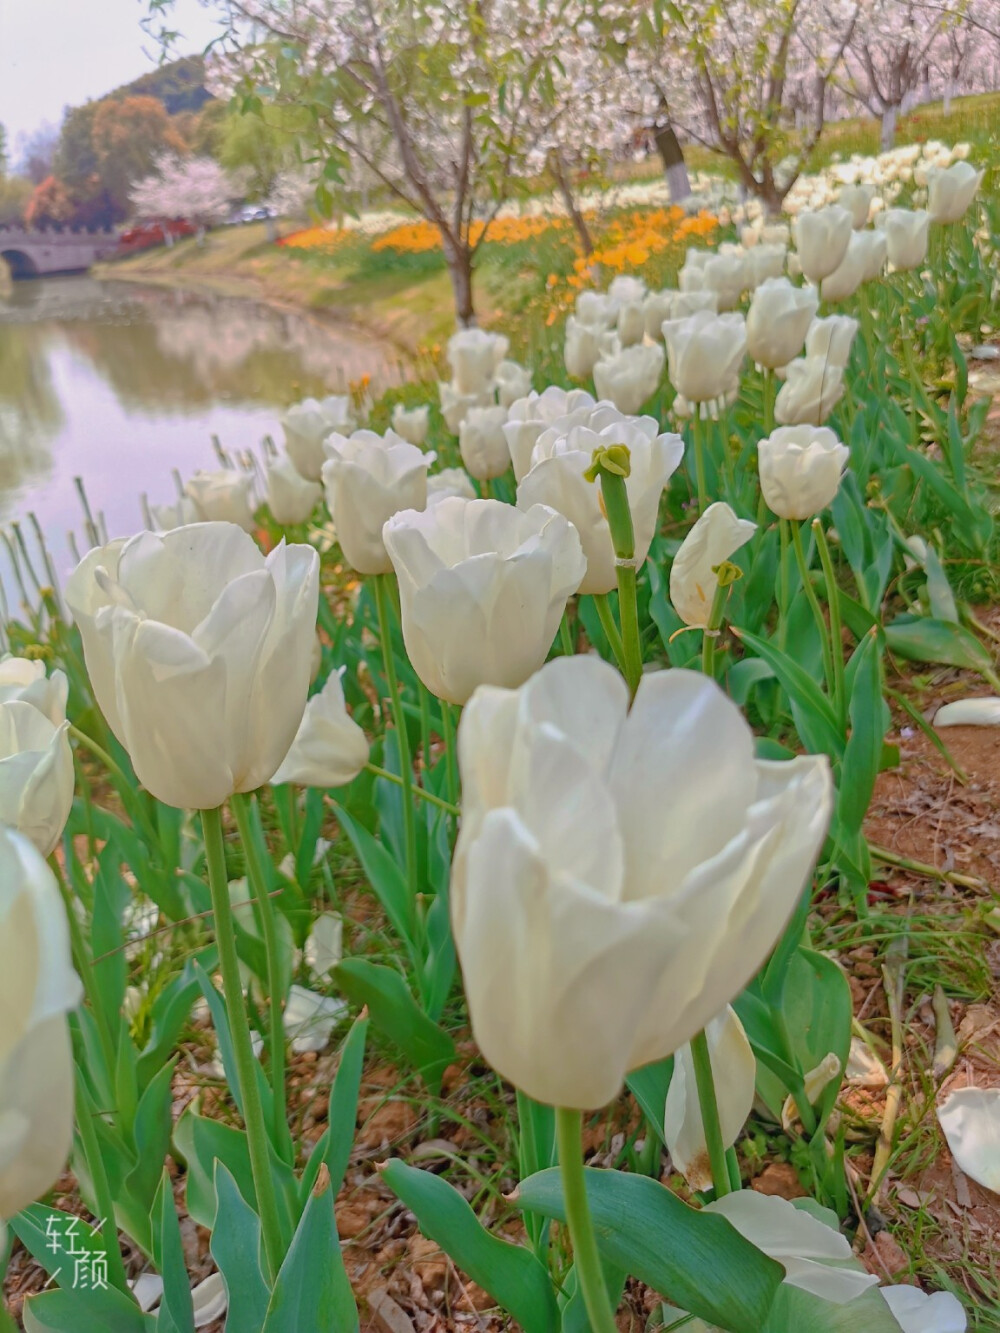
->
xmin=775 ymin=357 xmax=845 ymax=427
xmin=382 ymin=498 xmax=586 ymax=705
xmin=271 ymin=667 xmax=368 ymax=788
xmin=805 ymin=315 xmax=859 ymax=368
xmin=758 ymin=426 xmax=849 ymax=520
xmin=447 ymin=328 xmax=508 ymax=395
xmin=746 ymin=278 xmax=818 ymax=371
xmin=185 ymin=469 xmax=257 ymax=533
xmin=882 ymin=209 xmax=930 ymax=272
xmin=593 ymin=343 xmax=665 ymax=416
xmin=792 ymin=206 xmax=853 ymax=283
xmin=926 ymin=161 xmax=984 ymax=224
xmin=503 ymin=387 xmax=597 ymax=481
xmin=663 ymin=310 xmax=747 ymax=404
xmin=459 ymin=404 xmax=512 ymax=480
xmin=266 ymin=452 xmax=323 ymax=526
xmin=670 ymin=502 xmax=756 ymax=628
xmin=65 ymin=523 xmax=320 ymax=810
xmin=322 ymin=430 xmax=436 ymax=574
xmin=391 ymin=403 xmax=430 ymax=447
xmin=452 ymin=655 xmax=832 ymax=1108
xmin=0 ymin=701 xmax=74 ymax=857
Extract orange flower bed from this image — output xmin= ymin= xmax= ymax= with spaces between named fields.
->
xmin=278 ymin=226 xmax=352 ymax=251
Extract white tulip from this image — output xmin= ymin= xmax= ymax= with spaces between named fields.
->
xmin=495 ymin=360 xmax=533 ymax=409
xmin=883 ymin=209 xmax=930 ymax=271
xmin=678 ymin=264 xmax=708 ymax=294
xmin=775 ymin=357 xmax=845 ymax=426
xmin=565 ymin=316 xmax=617 ymax=379
xmin=322 ymin=430 xmax=435 ymax=574
xmin=0 ymin=826 xmax=82 ymax=1218
xmin=304 ymin=912 xmax=343 ymax=982
xmin=759 ymin=426 xmax=849 ymax=520
xmin=593 ymin=343 xmax=665 ymax=415
xmin=934 ymin=697 xmax=1000 ymax=728
xmin=702 ymin=253 xmax=746 ymax=311
xmin=853 ymin=230 xmax=888 ymax=282
xmin=683 ymin=247 xmax=713 ymax=271
xmin=881 ymin=1286 xmax=967 ymax=1332
xmin=746 ymin=243 xmax=788 ymax=288
xmin=517 ymin=419 xmax=684 ymax=595
xmin=447 ymin=328 xmax=508 ymax=395
xmin=452 ymin=656 xmax=832 ymax=1108
xmin=821 ymin=232 xmax=870 ymax=303
xmin=927 ymin=162 xmax=984 ymax=224
xmin=793 ymin=207 xmax=854 ymax=283
xmin=427 ymin=467 xmax=478 ymax=505
xmin=838 ymin=184 xmax=875 ymax=229
xmin=617 ymin=300 xmax=646 ymax=348
xmin=663 ymin=311 xmax=747 ymax=404
xmin=271 ymin=668 xmax=368 ymax=788
xmin=643 ymin=290 xmax=677 ymax=341
xmin=282 ymin=398 xmax=353 ymax=482
xmin=150 ymin=497 xmax=201 ymax=532
xmin=746 ymin=278 xmax=818 ymax=371
xmin=663 ymin=1006 xmax=755 ymax=1190
xmin=438 ymin=381 xmax=493 ymax=434
xmin=608 ymin=274 xmax=648 ymax=305
xmin=459 ymin=405 xmax=512 ymax=481
xmin=0 ymin=657 xmax=68 ymax=725
xmin=576 ymin=290 xmax=618 ymax=328
xmin=265 ymin=453 xmax=323 ymax=525
xmin=185 ymin=470 xmax=256 ymax=532
xmin=382 ymin=498 xmax=585 ymax=706
xmin=503 ymin=387 xmax=596 ymax=481
xmin=761 ymin=223 xmax=791 ymax=247
xmin=670 ymin=502 xmax=756 ymax=628
xmin=805 ymin=315 xmax=859 ymax=368
xmin=391 ymin=404 xmax=430 ymax=447
xmin=0 ymin=702 xmax=74 ymax=857
xmin=65 ymin=523 xmax=319 ymax=810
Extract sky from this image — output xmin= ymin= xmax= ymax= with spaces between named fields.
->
xmin=0 ymin=0 xmax=226 ymax=155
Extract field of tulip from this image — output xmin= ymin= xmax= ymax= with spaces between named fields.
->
xmin=4 ymin=149 xmax=1000 ymax=1333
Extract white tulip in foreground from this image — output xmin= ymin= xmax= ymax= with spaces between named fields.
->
xmin=382 ymin=498 xmax=585 ymax=706
xmin=746 ymin=278 xmax=818 ymax=371
xmin=793 ymin=206 xmax=854 ymax=283
xmin=821 ymin=233 xmax=870 ymax=303
xmin=0 ymin=825 xmax=82 ymax=1219
xmin=517 ymin=418 xmax=683 ymax=595
xmin=185 ymin=469 xmax=257 ymax=532
xmin=926 ymin=161 xmax=984 ymax=225
xmin=663 ymin=1006 xmax=755 ymax=1190
xmin=265 ymin=452 xmax=323 ymax=526
xmin=775 ymin=357 xmax=845 ymax=427
xmin=937 ymin=1086 xmax=1000 ymax=1193
xmin=663 ymin=310 xmax=747 ymax=404
xmin=65 ymin=523 xmax=319 ymax=810
xmin=934 ymin=698 xmax=1000 ymax=728
xmin=0 ymin=700 xmax=74 ymax=857
xmin=854 ymin=229 xmax=889 ymax=283
xmin=452 ymin=656 xmax=832 ymax=1108
xmin=758 ymin=426 xmax=849 ymax=520
xmin=670 ymin=502 xmax=756 ymax=628
xmin=503 ymin=387 xmax=597 ymax=481
xmin=593 ymin=343 xmax=665 ymax=415
xmin=271 ymin=667 xmax=368 ymax=788
xmin=322 ymin=430 xmax=436 ymax=574
xmin=391 ymin=403 xmax=430 ymax=447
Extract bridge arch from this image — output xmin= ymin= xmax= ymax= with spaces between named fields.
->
xmin=0 ymin=249 xmax=39 ymax=280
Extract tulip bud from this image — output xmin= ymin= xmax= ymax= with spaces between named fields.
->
xmin=391 ymin=404 xmax=430 ymax=447
xmin=758 ymin=426 xmax=849 ymax=520
xmin=670 ymin=502 xmax=756 ymax=628
xmin=593 ymin=343 xmax=665 ymax=415
xmin=0 ymin=656 xmax=68 ymax=725
xmin=927 ymin=161 xmax=984 ymax=224
xmin=793 ymin=207 xmax=854 ymax=283
xmin=0 ymin=701 xmax=74 ymax=857
xmin=837 ymin=184 xmax=875 ymax=229
xmin=882 ymin=209 xmax=930 ymax=271
xmin=283 ymin=398 xmax=354 ymax=482
xmin=746 ymin=278 xmax=818 ymax=371
xmin=459 ymin=405 xmax=511 ymax=480
xmin=266 ymin=453 xmax=323 ymax=526
xmin=821 ymin=233 xmax=870 ymax=303
xmin=775 ymin=357 xmax=845 ymax=427
xmin=185 ymin=469 xmax=257 ymax=532
xmin=447 ymin=328 xmax=508 ymax=395
xmin=805 ymin=315 xmax=858 ymax=368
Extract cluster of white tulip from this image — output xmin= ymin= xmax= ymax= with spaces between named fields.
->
xmin=565 ymin=276 xmax=666 ymax=412
xmin=437 ymin=328 xmax=534 ymax=479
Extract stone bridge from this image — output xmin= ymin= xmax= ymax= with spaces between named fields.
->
xmin=0 ymin=226 xmax=119 ymax=279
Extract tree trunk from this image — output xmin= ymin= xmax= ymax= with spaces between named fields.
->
xmin=549 ymin=149 xmax=593 ymax=256
xmin=880 ymin=105 xmax=898 ymax=151
xmin=443 ymin=240 xmax=476 ymax=327
xmin=943 ymin=80 xmax=954 ymax=115
xmin=653 ymin=119 xmax=691 ymax=204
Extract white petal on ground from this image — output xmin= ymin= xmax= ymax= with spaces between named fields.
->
xmin=937 ymin=1086 xmax=1000 ymax=1193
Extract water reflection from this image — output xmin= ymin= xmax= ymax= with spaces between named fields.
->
xmin=0 ymin=275 xmax=400 ymax=603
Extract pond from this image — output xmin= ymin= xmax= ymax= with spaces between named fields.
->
xmin=0 ymin=274 xmax=400 ymax=607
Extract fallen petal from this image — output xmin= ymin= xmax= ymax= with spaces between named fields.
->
xmin=934 ymin=698 xmax=1000 ymax=728
xmin=937 ymin=1086 xmax=1000 ymax=1193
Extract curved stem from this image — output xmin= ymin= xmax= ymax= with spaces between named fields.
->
xmin=230 ymin=793 xmax=293 ymax=1165
xmin=813 ymin=521 xmax=846 ymax=720
xmin=592 ymin=593 xmax=626 ymax=673
xmin=790 ymin=521 xmax=835 ymax=700
xmin=374 ymin=573 xmax=418 ymax=897
xmin=201 ymin=806 xmax=284 ymax=1282
xmin=555 ymin=1108 xmax=618 ymax=1333
xmin=365 ymin=764 xmax=459 ymax=815
xmin=689 ymin=1030 xmax=732 ymax=1199
xmin=777 ymin=519 xmax=791 ymax=650
xmin=68 ymin=725 xmax=160 ymax=847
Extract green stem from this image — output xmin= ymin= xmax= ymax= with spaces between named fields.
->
xmin=592 ymin=593 xmax=626 ymax=673
xmin=691 ymin=411 xmax=708 ymax=513
xmin=201 ymin=806 xmax=284 ymax=1282
xmin=555 ymin=1108 xmax=618 ymax=1333
xmin=726 ymin=1146 xmax=742 ymax=1193
xmin=688 ymin=1030 xmax=731 ymax=1199
xmin=778 ymin=519 xmax=791 ymax=650
xmin=440 ymin=703 xmax=459 ymax=810
xmin=813 ymin=521 xmax=846 ymax=720
xmin=230 ymin=793 xmax=293 ymax=1166
xmin=616 ymin=564 xmax=642 ymax=699
xmin=74 ymin=1082 xmax=130 ymax=1294
xmin=365 ymin=763 xmax=459 ymax=815
xmin=50 ymin=855 xmax=118 ymax=1090
xmin=374 ymin=573 xmax=419 ymax=897
xmin=762 ymin=367 xmax=775 ymax=436
xmin=68 ymin=725 xmax=160 ymax=847
xmin=559 ymin=611 xmax=575 ymax=656
xmin=701 ymin=579 xmax=730 ymax=680
xmin=790 ymin=521 xmax=836 ymax=700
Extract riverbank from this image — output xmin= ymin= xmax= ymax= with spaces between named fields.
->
xmin=95 ymin=220 xmax=459 ymax=358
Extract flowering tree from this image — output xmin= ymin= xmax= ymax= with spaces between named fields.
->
xmin=204 ymin=0 xmax=610 ymax=324
xmin=131 ymin=154 xmax=236 ymax=230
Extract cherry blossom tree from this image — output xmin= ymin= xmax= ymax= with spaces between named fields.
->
xmin=131 ymin=154 xmax=236 ymax=233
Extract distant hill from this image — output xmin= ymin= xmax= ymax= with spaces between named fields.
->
xmin=117 ymin=56 xmax=214 ymax=116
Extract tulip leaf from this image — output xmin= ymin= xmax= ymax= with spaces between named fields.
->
xmin=136 ymin=961 xmax=204 ymax=1090
xmin=261 ymin=1166 xmax=358 ymax=1333
xmin=333 ymin=958 xmax=456 ymax=1095
xmin=380 ymin=1160 xmax=560 ymax=1333
xmin=733 ymin=627 xmax=843 ymax=758
xmin=884 ymin=615 xmax=1000 ymax=688
xmin=516 ymin=1168 xmax=784 ymax=1332
xmin=331 ymin=803 xmax=418 ymax=956
xmin=302 ymin=1011 xmax=369 ymax=1201
xmin=22 ymin=1287 xmax=154 ymax=1333
xmin=835 ymin=629 xmax=885 ymax=842
xmin=626 ymin=1056 xmax=675 ymax=1147
xmin=210 ymin=1163 xmax=270 ymax=1333
xmin=152 ymin=1171 xmax=196 ymax=1333
xmin=763 ymin=1284 xmax=903 ymax=1332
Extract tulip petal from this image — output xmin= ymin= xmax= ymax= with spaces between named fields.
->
xmin=120 ymin=525 xmax=264 ymax=633
xmin=880 ymin=1286 xmax=967 ymax=1333
xmin=0 ymin=1015 xmax=74 ymax=1218
xmin=937 ymin=1086 xmax=1000 ymax=1193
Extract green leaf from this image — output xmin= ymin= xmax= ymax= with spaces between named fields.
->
xmin=152 ymin=1172 xmax=196 ymax=1333
xmin=261 ymin=1169 xmax=358 ymax=1333
xmin=763 ymin=1283 xmax=903 ymax=1331
xmin=381 ymin=1161 xmax=560 ymax=1333
xmin=210 ymin=1163 xmax=270 ymax=1333
xmin=123 ymin=1059 xmax=177 ymax=1226
xmin=626 ymin=1057 xmax=675 ymax=1147
xmin=333 ymin=959 xmax=455 ymax=1095
xmin=884 ymin=616 xmax=1000 ymax=688
xmin=836 ymin=630 xmax=884 ymax=842
xmin=22 ymin=1286 xmax=153 ymax=1333
xmin=302 ymin=1012 xmax=369 ymax=1200
xmin=733 ymin=627 xmax=843 ymax=757
xmin=331 ymin=803 xmax=416 ymax=950
xmin=516 ymin=1168 xmax=784 ymax=1332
